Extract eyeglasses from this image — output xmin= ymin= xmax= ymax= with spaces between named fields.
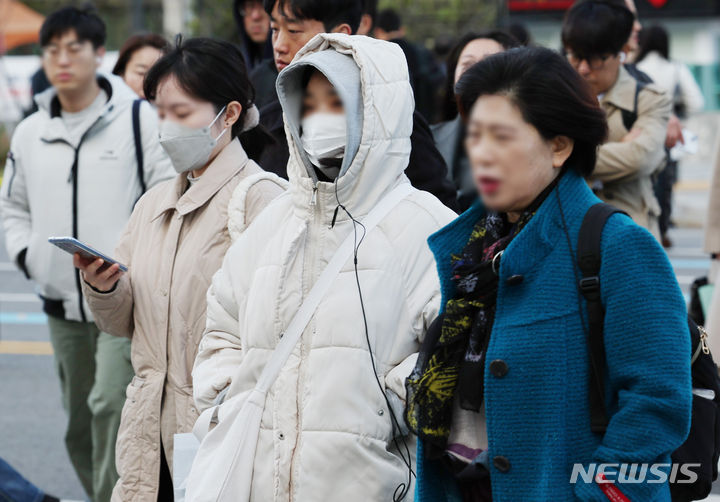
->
xmin=566 ymin=51 xmax=614 ymax=71
xmin=42 ymin=42 xmax=87 ymax=61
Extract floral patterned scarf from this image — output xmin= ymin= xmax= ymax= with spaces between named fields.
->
xmin=405 ymin=209 xmax=534 ymax=451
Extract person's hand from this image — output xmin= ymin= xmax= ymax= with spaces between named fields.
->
xmin=665 ymin=114 xmax=684 ymax=149
xmin=622 ymin=127 xmax=643 ymax=143
xmin=73 ymin=253 xmax=124 ymax=293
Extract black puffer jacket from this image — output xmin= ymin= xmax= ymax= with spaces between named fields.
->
xmin=233 ymin=0 xmax=273 ymax=73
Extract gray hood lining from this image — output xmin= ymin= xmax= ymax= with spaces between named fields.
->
xmin=276 ymin=49 xmax=363 ymax=181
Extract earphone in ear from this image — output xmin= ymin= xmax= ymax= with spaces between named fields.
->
xmin=96 ymin=56 xmax=102 ymax=65
xmin=619 ymin=52 xmax=627 ymax=64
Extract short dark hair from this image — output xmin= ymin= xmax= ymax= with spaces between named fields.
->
xmin=455 ymin=47 xmax=608 ymax=177
xmin=112 ymin=33 xmax=169 ymax=76
xmin=40 ymin=6 xmax=106 ymax=49
xmin=375 ymin=8 xmax=401 ymax=33
xmin=440 ymin=31 xmax=520 ymax=122
xmin=143 ymin=36 xmax=274 ymax=160
xmin=507 ymin=23 xmax=531 ymax=46
xmin=264 ymin=0 xmax=362 ymax=34
xmin=562 ymin=0 xmax=634 ymax=61
xmin=361 ymin=0 xmax=378 ymax=22
xmin=636 ymin=25 xmax=670 ymax=62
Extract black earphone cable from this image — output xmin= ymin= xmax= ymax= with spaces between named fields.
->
xmin=332 ymin=181 xmax=415 ymax=501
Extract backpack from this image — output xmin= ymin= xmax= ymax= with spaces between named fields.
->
xmin=689 ymin=276 xmax=710 ymax=326
xmin=620 ymin=78 xmax=647 ymax=132
xmin=621 ymin=63 xmax=653 ymax=131
xmin=578 ymin=203 xmax=720 ymax=501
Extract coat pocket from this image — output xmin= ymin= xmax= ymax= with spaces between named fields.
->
xmin=178 ymin=385 xmax=200 ymax=434
xmin=24 ymin=232 xmax=47 ymax=282
xmin=115 ymin=376 xmax=146 ymax=482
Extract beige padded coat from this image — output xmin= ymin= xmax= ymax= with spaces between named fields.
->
xmin=82 ymin=138 xmax=286 ymax=501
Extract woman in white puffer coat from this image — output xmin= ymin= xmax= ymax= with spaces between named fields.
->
xmin=192 ymin=33 xmax=456 ymax=501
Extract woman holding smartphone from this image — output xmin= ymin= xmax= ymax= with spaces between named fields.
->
xmin=74 ymin=37 xmax=285 ymax=501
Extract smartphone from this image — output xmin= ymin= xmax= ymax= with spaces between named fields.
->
xmin=48 ymin=237 xmax=128 ymax=273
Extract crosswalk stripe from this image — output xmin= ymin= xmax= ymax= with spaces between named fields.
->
xmin=668 ymin=247 xmax=711 ymax=257
xmin=0 ymin=293 xmax=40 ymax=303
xmin=0 ymin=312 xmax=47 ymax=324
xmin=668 ymin=258 xmax=711 ymax=270
xmin=0 ymin=340 xmax=53 ymax=355
xmin=675 ymin=179 xmax=711 ymax=191
xmin=676 ymin=275 xmax=696 ymax=286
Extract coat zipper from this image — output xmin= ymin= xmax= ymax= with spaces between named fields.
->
xmin=42 ymin=113 xmax=106 ymax=322
xmin=288 ymin=180 xmax=320 ymax=499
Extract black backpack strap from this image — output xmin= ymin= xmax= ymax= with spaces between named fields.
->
xmin=578 ymin=203 xmax=625 ymax=434
xmin=132 ymin=99 xmax=146 ymax=194
xmin=621 ymin=79 xmax=647 ymax=132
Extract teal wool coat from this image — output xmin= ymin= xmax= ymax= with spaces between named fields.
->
xmin=414 ymin=170 xmax=692 ymax=501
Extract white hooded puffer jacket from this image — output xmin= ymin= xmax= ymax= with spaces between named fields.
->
xmin=192 ymin=34 xmax=456 ymax=502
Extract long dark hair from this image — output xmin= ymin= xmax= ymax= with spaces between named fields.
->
xmin=112 ymin=33 xmax=169 ymax=76
xmin=636 ymin=25 xmax=670 ymax=63
xmin=144 ymin=36 xmax=274 ymax=161
xmin=439 ymin=31 xmax=519 ymax=122
xmin=456 ymin=47 xmax=608 ymax=177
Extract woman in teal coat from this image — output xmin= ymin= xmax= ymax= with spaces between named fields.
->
xmin=406 ymin=47 xmax=692 ymax=501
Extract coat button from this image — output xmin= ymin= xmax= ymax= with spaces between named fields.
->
xmin=489 ymin=359 xmax=508 ymax=377
xmin=506 ymin=274 xmax=524 ymax=285
xmin=493 ymin=455 xmax=511 ymax=473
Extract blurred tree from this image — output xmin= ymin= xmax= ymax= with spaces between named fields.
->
xmin=22 ymin=0 xmax=164 ymax=50
xmin=378 ymin=0 xmax=502 ymax=48
xmin=190 ymin=0 xmax=239 ymax=43
xmin=188 ymin=0 xmax=503 ymax=47
xmin=16 ymin=0 xmax=502 ymax=52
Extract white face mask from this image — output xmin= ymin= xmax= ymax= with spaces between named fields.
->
xmin=159 ymin=106 xmax=228 ymax=174
xmin=300 ymin=112 xmax=346 ymax=179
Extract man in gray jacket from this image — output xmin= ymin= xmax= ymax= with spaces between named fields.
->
xmin=0 ymin=7 xmax=173 ymax=501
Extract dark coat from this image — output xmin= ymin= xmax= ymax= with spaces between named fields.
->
xmin=250 ymin=59 xmax=280 ymax=110
xmin=233 ymin=0 xmax=273 ymax=73
xmin=431 ymin=116 xmax=476 ymax=212
xmin=388 ymin=37 xmax=444 ymax=123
